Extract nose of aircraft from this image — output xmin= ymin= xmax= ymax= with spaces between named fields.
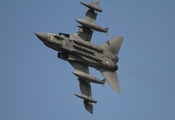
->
xmin=35 ymin=32 xmax=48 ymax=42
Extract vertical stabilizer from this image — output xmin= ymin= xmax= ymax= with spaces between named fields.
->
xmin=100 ymin=36 xmax=123 ymax=55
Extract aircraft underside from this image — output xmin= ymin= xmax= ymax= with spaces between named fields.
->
xmin=34 ymin=1 xmax=123 ymax=114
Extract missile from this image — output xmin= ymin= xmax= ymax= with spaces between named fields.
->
xmin=73 ymin=70 xmax=105 ymax=86
xmin=76 ymin=19 xmax=109 ymax=35
xmin=80 ymin=2 xmax=102 ymax=12
xmin=74 ymin=94 xmax=97 ymax=103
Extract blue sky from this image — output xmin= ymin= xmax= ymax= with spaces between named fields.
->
xmin=1 ymin=0 xmax=175 ymax=120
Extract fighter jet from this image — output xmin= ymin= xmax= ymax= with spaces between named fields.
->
xmin=35 ymin=1 xmax=123 ymax=114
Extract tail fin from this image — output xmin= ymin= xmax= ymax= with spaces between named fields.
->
xmin=104 ymin=27 xmax=109 ymax=35
xmin=98 ymin=68 xmax=120 ymax=93
xmin=100 ymin=36 xmax=123 ymax=55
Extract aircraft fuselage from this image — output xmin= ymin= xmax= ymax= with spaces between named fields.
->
xmin=35 ymin=32 xmax=118 ymax=71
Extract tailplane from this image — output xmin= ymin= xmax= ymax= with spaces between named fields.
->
xmin=98 ymin=68 xmax=120 ymax=93
xmin=100 ymin=36 xmax=123 ymax=55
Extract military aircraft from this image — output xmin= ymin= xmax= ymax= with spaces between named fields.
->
xmin=35 ymin=1 xmax=123 ymax=114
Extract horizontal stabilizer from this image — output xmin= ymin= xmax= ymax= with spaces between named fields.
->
xmin=98 ymin=69 xmax=120 ymax=92
xmin=75 ymin=94 xmax=97 ymax=103
xmin=100 ymin=36 xmax=123 ymax=55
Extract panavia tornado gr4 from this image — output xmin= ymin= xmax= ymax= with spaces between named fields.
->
xmin=35 ymin=1 xmax=123 ymax=114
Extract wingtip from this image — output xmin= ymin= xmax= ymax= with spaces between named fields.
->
xmin=88 ymin=109 xmax=93 ymax=114
xmin=84 ymin=100 xmax=93 ymax=114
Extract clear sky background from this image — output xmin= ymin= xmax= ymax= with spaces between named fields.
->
xmin=1 ymin=0 xmax=175 ymax=120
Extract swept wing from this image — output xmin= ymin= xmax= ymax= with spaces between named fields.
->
xmin=75 ymin=1 xmax=101 ymax=42
xmin=69 ymin=61 xmax=95 ymax=114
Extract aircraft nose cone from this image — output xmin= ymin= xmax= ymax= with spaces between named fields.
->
xmin=35 ymin=32 xmax=48 ymax=42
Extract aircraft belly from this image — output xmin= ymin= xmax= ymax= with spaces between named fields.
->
xmin=34 ymin=0 xmax=123 ymax=114
xmin=70 ymin=50 xmax=115 ymax=71
xmin=60 ymin=44 xmax=117 ymax=71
